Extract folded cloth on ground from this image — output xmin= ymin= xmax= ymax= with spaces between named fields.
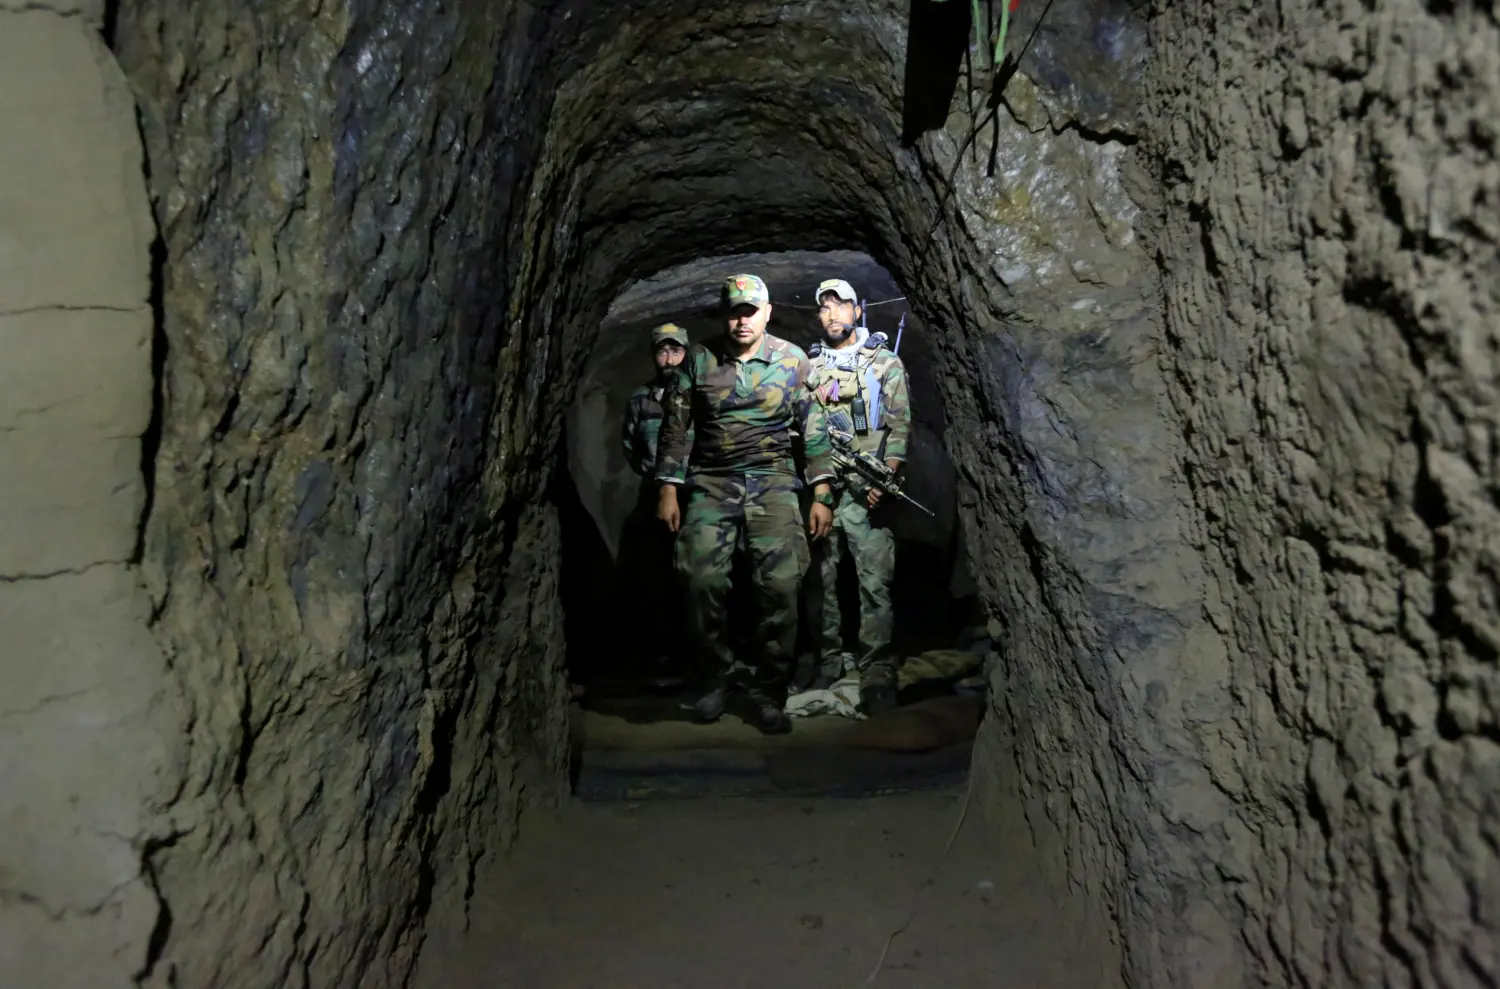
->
xmin=785 ymin=676 xmax=866 ymax=719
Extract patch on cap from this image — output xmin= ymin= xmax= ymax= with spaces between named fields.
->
xmin=723 ymin=273 xmax=770 ymax=307
xmin=816 ymin=278 xmax=858 ymax=303
xmin=650 ymin=323 xmax=690 ymax=348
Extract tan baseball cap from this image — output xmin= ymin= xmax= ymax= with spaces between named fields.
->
xmin=815 ymin=278 xmax=858 ymax=303
xmin=723 ymin=274 xmax=770 ymax=307
xmin=650 ymin=323 xmax=689 ymax=348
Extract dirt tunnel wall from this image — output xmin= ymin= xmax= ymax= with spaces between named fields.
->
xmin=0 ymin=1 xmax=1495 ymax=989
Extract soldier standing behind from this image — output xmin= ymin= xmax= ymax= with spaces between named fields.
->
xmin=621 ymin=323 xmax=691 ymax=478
xmin=656 ymin=274 xmax=835 ymax=734
xmin=806 ymin=278 xmax=911 ymax=714
xmin=617 ymin=323 xmax=693 ymax=683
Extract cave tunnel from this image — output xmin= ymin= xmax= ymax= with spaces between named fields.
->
xmin=1 ymin=0 xmax=1497 ymax=988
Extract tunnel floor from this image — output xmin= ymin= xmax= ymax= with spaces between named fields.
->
xmin=413 ymin=792 xmax=1119 ymax=989
xmin=571 ymin=696 xmax=979 ymax=801
xmin=581 ymin=696 xmax=859 ymax=749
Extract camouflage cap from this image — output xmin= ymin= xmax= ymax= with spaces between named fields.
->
xmin=723 ymin=273 xmax=770 ymax=307
xmin=650 ymin=323 xmax=690 ymax=348
xmin=815 ymin=278 xmax=858 ymax=303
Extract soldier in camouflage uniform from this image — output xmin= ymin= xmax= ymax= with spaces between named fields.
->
xmin=622 ymin=323 xmax=691 ymax=477
xmin=656 ymin=274 xmax=835 ymax=734
xmin=617 ymin=323 xmax=692 ymax=679
xmin=806 ymin=278 xmax=911 ymax=715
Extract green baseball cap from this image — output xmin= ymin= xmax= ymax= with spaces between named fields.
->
xmin=723 ymin=274 xmax=770 ymax=307
xmin=650 ymin=323 xmax=689 ymax=348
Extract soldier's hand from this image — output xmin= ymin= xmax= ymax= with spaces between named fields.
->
xmin=808 ymin=502 xmax=833 ymax=540
xmin=658 ymin=485 xmax=681 ymax=533
xmin=869 ymin=460 xmax=902 ymax=510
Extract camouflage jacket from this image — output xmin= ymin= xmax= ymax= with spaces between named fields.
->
xmin=656 ymin=332 xmax=834 ymax=486
xmin=811 ymin=337 xmax=911 ymax=467
xmin=621 ymin=380 xmax=693 ymax=477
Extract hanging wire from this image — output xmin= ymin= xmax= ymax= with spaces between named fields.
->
xmin=779 ymin=295 xmax=909 ymax=312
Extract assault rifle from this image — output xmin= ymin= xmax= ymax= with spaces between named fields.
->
xmin=829 ymin=433 xmax=935 ymax=517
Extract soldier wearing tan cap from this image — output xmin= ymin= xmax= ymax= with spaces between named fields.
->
xmin=806 ymin=277 xmax=912 ymax=714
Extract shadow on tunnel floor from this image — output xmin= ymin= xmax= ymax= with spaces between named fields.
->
xmin=571 ymin=738 xmax=976 ymax=802
xmin=569 ymin=685 xmax=989 ymax=802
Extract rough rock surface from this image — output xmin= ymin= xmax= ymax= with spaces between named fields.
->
xmin=112 ymin=2 xmax=571 ymax=986
xmin=1141 ymin=2 xmax=1500 ymax=986
xmin=1 ymin=0 xmax=1491 ymax=986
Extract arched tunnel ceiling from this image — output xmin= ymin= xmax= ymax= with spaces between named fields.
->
xmin=519 ymin=0 xmax=1151 ymax=352
xmin=603 ymin=251 xmax=905 ymax=326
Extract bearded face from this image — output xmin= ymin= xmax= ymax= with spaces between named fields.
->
xmin=817 ymin=294 xmax=861 ymax=345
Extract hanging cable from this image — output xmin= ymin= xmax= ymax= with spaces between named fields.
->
xmin=780 ymin=295 xmax=908 ymax=312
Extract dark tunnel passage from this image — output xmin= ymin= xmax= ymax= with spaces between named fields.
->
xmin=561 ymin=251 xmax=979 ymax=698
xmin=2 ymin=0 xmax=1497 ymax=988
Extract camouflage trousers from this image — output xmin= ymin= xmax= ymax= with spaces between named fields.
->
xmin=674 ymin=472 xmax=810 ymax=700
xmin=811 ymin=486 xmax=896 ymax=686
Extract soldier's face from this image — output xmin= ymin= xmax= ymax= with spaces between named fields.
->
xmin=654 ymin=342 xmax=686 ymax=370
xmin=726 ymin=302 xmax=770 ymax=347
xmin=818 ymin=294 xmax=861 ymax=342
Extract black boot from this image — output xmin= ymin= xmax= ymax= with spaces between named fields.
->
xmin=756 ymin=701 xmax=792 ymax=735
xmin=791 ymin=653 xmax=819 ymax=692
xmin=694 ymin=687 xmax=727 ymax=723
xmin=860 ymin=682 xmax=898 ymax=716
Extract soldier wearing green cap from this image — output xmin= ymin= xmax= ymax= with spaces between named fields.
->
xmin=655 ymin=274 xmax=835 ymax=734
xmin=618 ymin=322 xmax=694 ymax=680
xmin=621 ymin=322 xmax=691 ymax=478
xmin=805 ymin=278 xmax=912 ymax=715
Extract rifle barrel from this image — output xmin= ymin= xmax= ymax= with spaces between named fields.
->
xmin=893 ymin=488 xmax=935 ymax=517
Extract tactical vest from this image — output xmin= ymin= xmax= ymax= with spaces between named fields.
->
xmin=634 ymin=385 xmax=667 ymax=467
xmin=813 ymin=343 xmax=893 ymax=459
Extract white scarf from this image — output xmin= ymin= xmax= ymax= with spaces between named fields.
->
xmin=820 ymin=328 xmax=883 ymax=431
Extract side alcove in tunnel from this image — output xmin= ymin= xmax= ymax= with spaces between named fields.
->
xmin=2 ymin=0 xmax=1480 ymax=987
